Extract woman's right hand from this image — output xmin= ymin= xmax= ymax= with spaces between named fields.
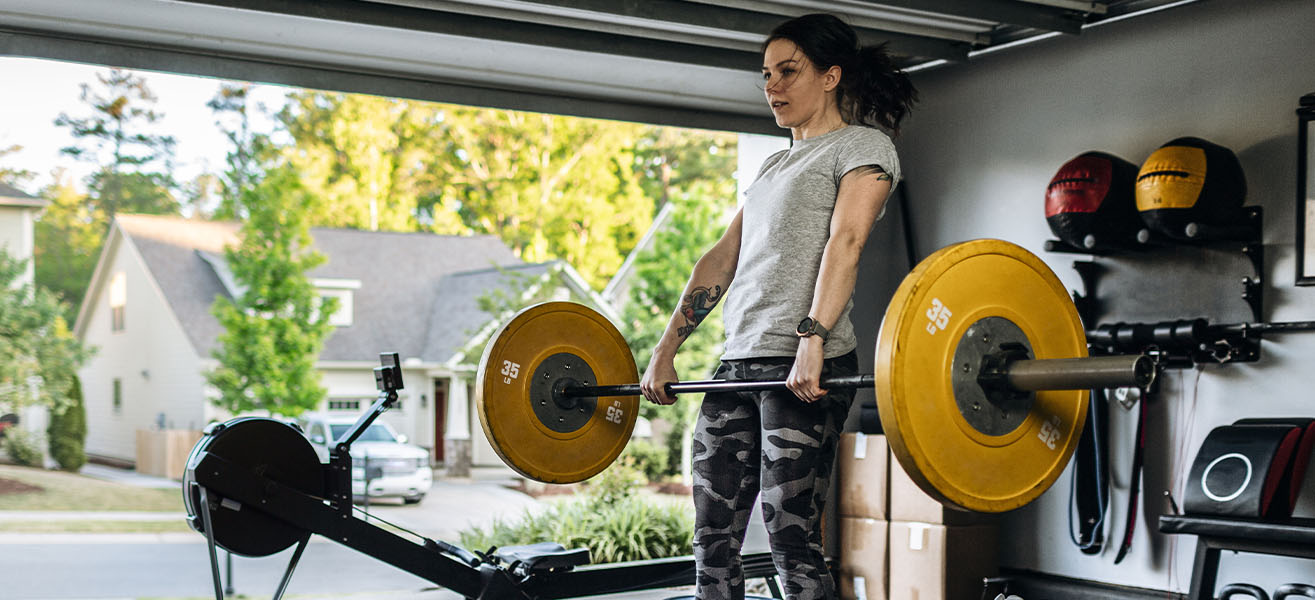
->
xmin=640 ymin=355 xmax=679 ymax=405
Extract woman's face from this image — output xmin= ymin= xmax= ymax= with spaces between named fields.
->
xmin=761 ymin=38 xmax=839 ymax=129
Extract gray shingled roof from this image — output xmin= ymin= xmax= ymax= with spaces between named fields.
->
xmin=307 ymin=227 xmax=520 ymax=362
xmin=422 ymin=262 xmax=557 ymax=364
xmin=0 ymin=182 xmax=33 ymax=198
xmin=115 ymin=214 xmax=528 ymax=363
xmin=0 ymin=182 xmax=45 ymax=208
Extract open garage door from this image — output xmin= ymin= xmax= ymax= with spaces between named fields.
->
xmin=1 ymin=0 xmax=1194 ymax=134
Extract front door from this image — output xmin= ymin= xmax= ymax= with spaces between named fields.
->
xmin=433 ymin=379 xmax=447 ymax=463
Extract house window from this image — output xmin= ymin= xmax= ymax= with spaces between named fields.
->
xmin=327 ymin=399 xmax=361 ymax=411
xmin=311 ymin=278 xmax=360 ymax=328
xmin=326 ymin=398 xmax=402 ymax=412
xmin=112 ymin=379 xmax=122 ymax=413
xmin=320 ymin=289 xmax=353 ymax=327
xmin=109 ymin=272 xmax=127 ymax=332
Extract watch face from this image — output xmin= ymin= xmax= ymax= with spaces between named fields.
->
xmin=797 ymin=318 xmax=812 ymax=335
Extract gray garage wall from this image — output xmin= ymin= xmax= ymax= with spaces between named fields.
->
xmin=857 ymin=0 xmax=1315 ymax=593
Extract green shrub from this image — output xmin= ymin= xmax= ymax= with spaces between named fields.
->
xmin=4 ymin=427 xmax=44 ymax=467
xmin=458 ymin=492 xmax=693 ymax=564
xmin=663 ymin=425 xmax=688 ymax=480
xmin=48 ymin=376 xmax=87 ymax=471
xmin=621 ymin=438 xmax=670 ymax=483
xmin=585 ymin=455 xmax=644 ymax=504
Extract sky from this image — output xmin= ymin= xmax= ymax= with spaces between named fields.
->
xmin=0 ymin=55 xmax=787 ymax=202
xmin=0 ymin=56 xmax=289 ymax=195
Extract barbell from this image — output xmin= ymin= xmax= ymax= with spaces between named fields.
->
xmin=475 ymin=239 xmax=1155 ymax=513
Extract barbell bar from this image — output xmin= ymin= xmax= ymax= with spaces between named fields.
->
xmin=560 ymin=354 xmax=1153 ymax=401
xmin=475 ymin=239 xmax=1150 ymax=512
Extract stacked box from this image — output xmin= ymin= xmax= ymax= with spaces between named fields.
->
xmin=887 ymin=521 xmax=998 ymax=600
xmin=835 ymin=433 xmax=889 ymax=600
xmin=838 ymin=432 xmax=889 ymax=519
xmin=885 ymin=449 xmax=999 ymax=599
xmin=838 ymin=517 xmax=887 ymax=600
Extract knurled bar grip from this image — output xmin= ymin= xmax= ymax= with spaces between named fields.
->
xmin=567 ymin=374 xmax=876 ymax=399
xmin=562 ymin=355 xmax=1152 ymax=398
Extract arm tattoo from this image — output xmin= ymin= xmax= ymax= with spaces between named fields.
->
xmin=676 ymin=285 xmax=724 ymax=338
xmin=851 ymin=164 xmax=893 ymax=182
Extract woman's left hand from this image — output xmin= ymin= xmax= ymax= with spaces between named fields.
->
xmin=787 ymin=336 xmax=827 ymax=403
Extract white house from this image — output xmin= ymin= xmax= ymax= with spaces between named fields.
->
xmin=73 ymin=214 xmax=617 ymax=477
xmin=0 ymin=183 xmax=48 ymax=451
xmin=0 ymin=182 xmax=45 ymax=288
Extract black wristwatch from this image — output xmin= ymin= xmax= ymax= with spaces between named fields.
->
xmin=796 ymin=317 xmax=830 ymax=341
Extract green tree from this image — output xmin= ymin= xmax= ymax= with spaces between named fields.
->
xmin=43 ymin=69 xmax=179 ymax=316
xmin=621 ymin=193 xmax=736 ymax=479
xmin=208 ymin=83 xmax=274 ymax=220
xmin=181 ymin=172 xmax=221 ymax=220
xmin=634 ymin=127 xmax=737 ymax=212
xmin=278 ymin=91 xmax=447 ymax=232
xmin=205 ymin=167 xmax=337 ymax=417
xmin=615 ymin=128 xmax=737 ymax=480
xmin=433 ymin=107 xmax=652 ymax=288
xmin=0 ymin=249 xmax=93 ymax=421
xmin=34 ymin=171 xmax=102 ymax=319
xmin=55 ymin=68 xmax=179 ymax=224
xmin=48 ymin=375 xmax=87 ymax=471
xmin=0 ymin=144 xmax=34 ymax=187
xmin=273 ymin=93 xmax=661 ymax=288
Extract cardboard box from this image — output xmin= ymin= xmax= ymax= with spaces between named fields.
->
xmin=838 ymin=517 xmax=887 ymax=600
xmin=888 ymin=450 xmax=991 ymax=525
xmin=888 ymin=521 xmax=998 ymax=600
xmin=838 ymin=432 xmax=888 ymax=519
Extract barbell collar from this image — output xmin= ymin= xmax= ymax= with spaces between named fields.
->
xmin=1002 ymin=354 xmax=1155 ymax=391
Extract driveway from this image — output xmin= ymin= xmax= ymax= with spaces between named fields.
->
xmin=352 ymin=478 xmax=543 ymax=543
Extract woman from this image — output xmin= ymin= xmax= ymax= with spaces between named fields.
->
xmin=638 ymin=13 xmax=917 ymax=600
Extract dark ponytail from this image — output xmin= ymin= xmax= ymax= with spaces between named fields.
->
xmin=764 ymin=14 xmax=918 ymax=135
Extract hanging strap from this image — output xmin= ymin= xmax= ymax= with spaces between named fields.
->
xmin=1070 ymin=388 xmax=1109 ymax=554
xmin=1114 ymin=389 xmax=1148 ymax=564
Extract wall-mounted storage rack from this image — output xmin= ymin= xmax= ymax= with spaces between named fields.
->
xmin=1043 ymin=206 xmax=1281 ymax=364
xmin=1160 ymin=514 xmax=1315 ymax=600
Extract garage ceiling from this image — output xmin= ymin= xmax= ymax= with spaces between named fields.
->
xmin=0 ymin=0 xmax=1196 ymax=134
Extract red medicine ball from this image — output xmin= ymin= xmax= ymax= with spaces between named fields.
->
xmin=1045 ymin=151 xmax=1141 ymax=250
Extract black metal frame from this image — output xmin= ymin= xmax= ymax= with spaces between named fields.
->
xmin=1042 ymin=206 xmax=1315 ymax=365
xmin=1046 ymin=206 xmax=1265 ymax=324
xmin=1297 ymin=93 xmax=1315 ymax=286
xmin=186 ymin=352 xmax=784 ymax=600
xmin=984 ymin=568 xmax=1187 ymax=600
xmin=1160 ymin=515 xmax=1315 ymax=600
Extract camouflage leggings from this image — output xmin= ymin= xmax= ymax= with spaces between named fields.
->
xmin=691 ymin=352 xmax=858 ymax=600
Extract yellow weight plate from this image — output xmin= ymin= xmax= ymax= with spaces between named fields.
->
xmin=476 ymin=302 xmax=638 ymax=484
xmin=876 ymin=239 xmax=1089 ymax=513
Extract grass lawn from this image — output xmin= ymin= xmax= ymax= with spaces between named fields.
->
xmin=0 ymin=465 xmax=183 ymax=511
xmin=0 ymin=520 xmax=192 ymax=533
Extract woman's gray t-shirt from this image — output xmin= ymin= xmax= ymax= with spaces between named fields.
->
xmin=721 ymin=125 xmax=900 ymax=360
